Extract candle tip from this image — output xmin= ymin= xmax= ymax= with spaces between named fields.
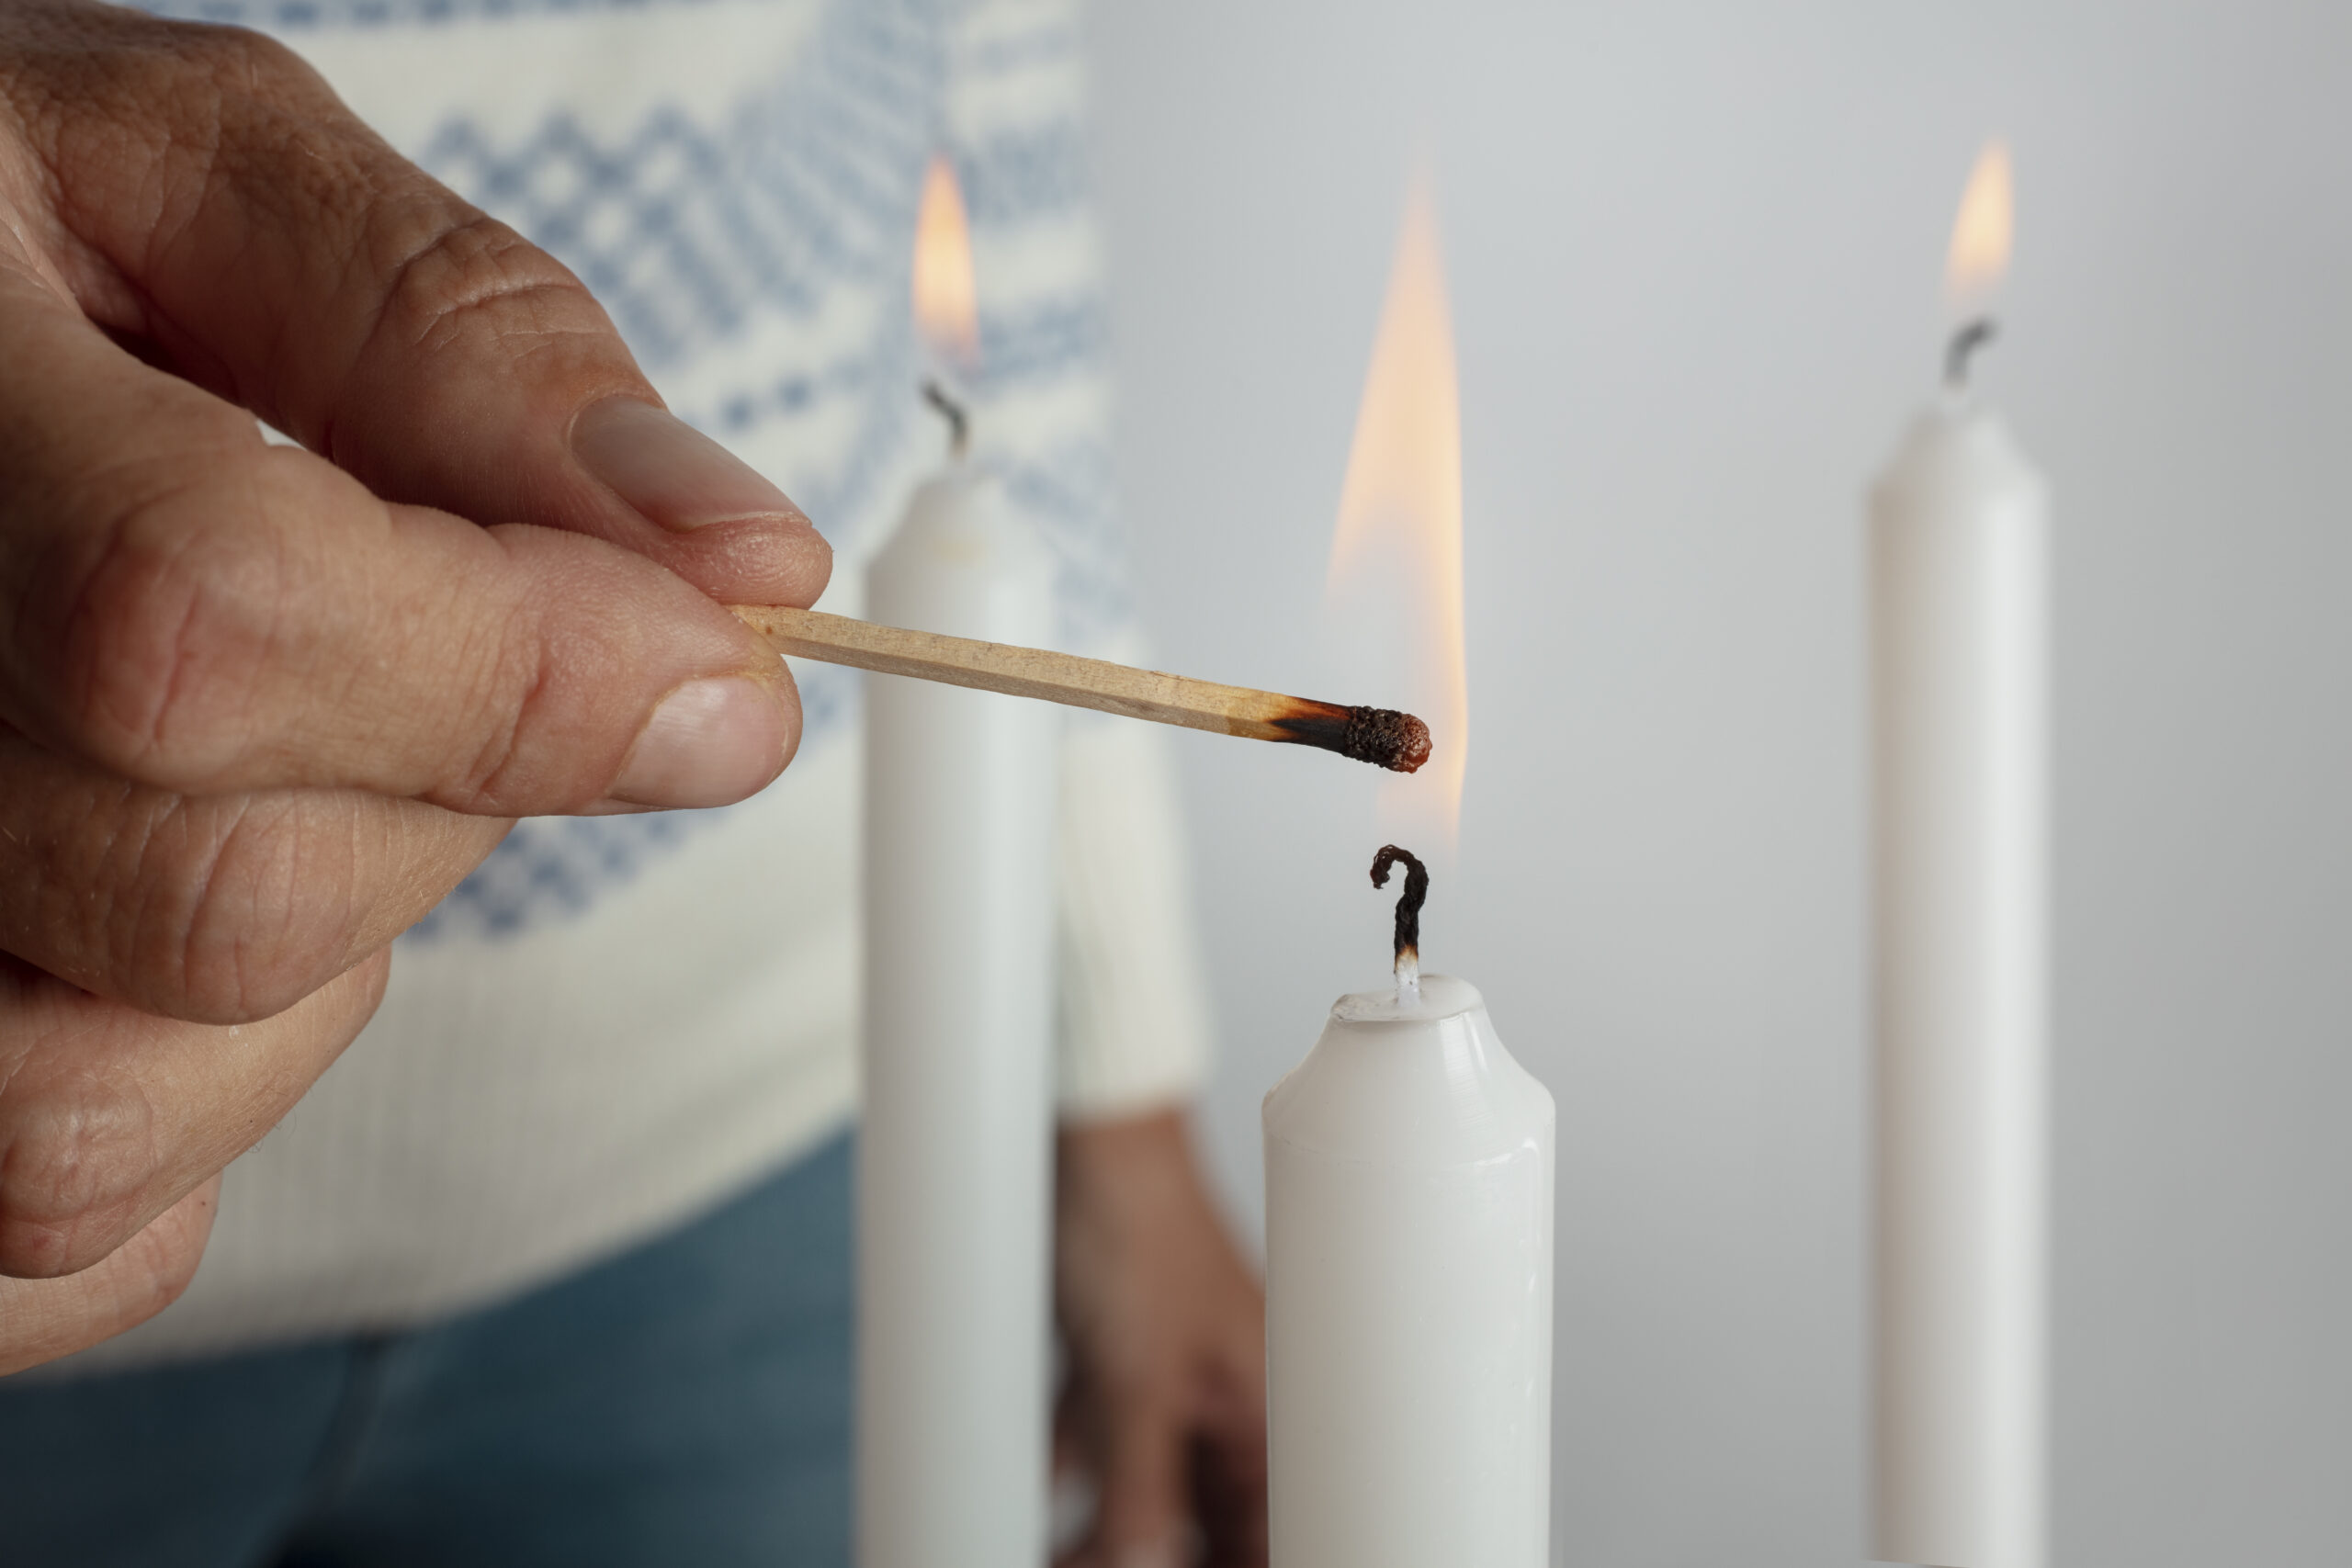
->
xmin=1944 ymin=317 xmax=1998 ymax=389
xmin=921 ymin=378 xmax=970 ymax=459
xmin=1370 ymin=845 xmax=1430 ymax=988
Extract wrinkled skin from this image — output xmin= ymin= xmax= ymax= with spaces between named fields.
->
xmin=0 ymin=0 xmax=836 ymax=1368
xmin=1057 ymin=1111 xmax=1269 ymax=1568
xmin=0 ymin=8 xmax=1268 ymax=1562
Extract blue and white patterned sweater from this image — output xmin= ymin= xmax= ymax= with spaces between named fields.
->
xmin=68 ymin=0 xmax=1212 ymax=1367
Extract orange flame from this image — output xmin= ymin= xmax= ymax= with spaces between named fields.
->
xmin=1328 ymin=173 xmax=1467 ymax=859
xmin=1945 ymin=141 xmax=2013 ymax=307
xmin=912 ymin=153 xmax=978 ymax=367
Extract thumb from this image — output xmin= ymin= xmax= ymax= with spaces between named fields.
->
xmin=31 ymin=6 xmax=828 ymax=607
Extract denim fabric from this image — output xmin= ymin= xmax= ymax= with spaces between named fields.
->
xmin=0 ymin=1133 xmax=853 ymax=1568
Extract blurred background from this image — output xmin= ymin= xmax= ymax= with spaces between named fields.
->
xmin=1085 ymin=2 xmax=2352 ymax=1562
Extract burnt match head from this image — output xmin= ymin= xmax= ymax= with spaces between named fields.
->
xmin=1344 ymin=707 xmax=1433 ymax=773
xmin=1370 ymin=844 xmax=1430 ymax=979
xmin=1270 ymin=701 xmax=1432 ymax=773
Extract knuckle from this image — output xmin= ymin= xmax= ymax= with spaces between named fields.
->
xmin=41 ymin=447 xmax=313 ymax=788
xmin=159 ymin=17 xmax=305 ymax=89
xmin=184 ymin=797 xmax=366 ymax=1022
xmin=96 ymin=14 xmax=324 ymax=120
xmin=0 ymin=1074 xmax=157 ymax=1280
xmin=28 ymin=11 xmax=309 ymax=137
xmin=404 ymin=530 xmax=607 ymax=812
xmin=367 ymin=214 xmax=610 ymax=367
xmin=122 ymin=794 xmax=363 ymax=1024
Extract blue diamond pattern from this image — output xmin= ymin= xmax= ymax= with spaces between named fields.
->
xmin=122 ymin=0 xmax=1132 ymax=942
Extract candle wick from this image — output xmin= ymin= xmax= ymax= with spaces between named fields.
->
xmin=1369 ymin=845 xmax=1430 ymax=1003
xmin=1944 ymin=317 xmax=1998 ymax=389
xmin=922 ymin=378 xmax=970 ymax=459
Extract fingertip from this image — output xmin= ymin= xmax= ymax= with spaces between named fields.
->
xmin=686 ymin=513 xmax=836 ymax=608
xmin=568 ymin=397 xmax=833 ymax=605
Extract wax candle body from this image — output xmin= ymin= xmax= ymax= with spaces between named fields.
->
xmin=1869 ymin=397 xmax=2049 ymax=1568
xmin=1263 ymin=975 xmax=1555 ymax=1568
xmin=859 ymin=468 xmax=1058 ymax=1568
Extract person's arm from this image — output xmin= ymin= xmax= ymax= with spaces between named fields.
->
xmin=0 ymin=0 xmax=828 ymax=1374
xmin=941 ymin=3 xmax=1267 ymax=1562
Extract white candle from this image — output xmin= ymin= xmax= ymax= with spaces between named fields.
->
xmin=1868 ymin=344 xmax=2050 ymax=1564
xmin=858 ymin=456 xmax=1058 ymax=1568
xmin=1263 ymin=861 xmax=1555 ymax=1568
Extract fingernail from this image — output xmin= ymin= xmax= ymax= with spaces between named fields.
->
xmin=609 ymin=677 xmax=787 ymax=808
xmin=573 ymin=397 xmax=806 ymax=532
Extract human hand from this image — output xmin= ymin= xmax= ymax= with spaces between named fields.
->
xmin=0 ymin=0 xmax=829 ymax=1373
xmin=1054 ymin=1109 xmax=1269 ymax=1568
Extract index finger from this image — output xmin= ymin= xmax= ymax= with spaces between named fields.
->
xmin=15 ymin=3 xmax=829 ymax=609
xmin=0 ymin=275 xmax=796 ymax=812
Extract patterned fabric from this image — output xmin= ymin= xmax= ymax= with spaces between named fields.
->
xmin=164 ymin=0 xmax=1135 ymax=942
xmin=47 ymin=0 xmax=1213 ymax=1371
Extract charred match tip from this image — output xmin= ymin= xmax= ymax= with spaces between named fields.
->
xmin=1271 ymin=704 xmax=1432 ymax=773
xmin=1345 ymin=707 xmax=1433 ymax=773
xmin=1370 ymin=844 xmax=1430 ymax=978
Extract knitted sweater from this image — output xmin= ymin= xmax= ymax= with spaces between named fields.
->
xmin=58 ymin=0 xmax=1210 ymax=1371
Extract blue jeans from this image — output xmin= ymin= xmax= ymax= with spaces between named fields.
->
xmin=0 ymin=1134 xmax=853 ymax=1567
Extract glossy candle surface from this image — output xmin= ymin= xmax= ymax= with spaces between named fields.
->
xmin=1870 ymin=397 xmax=2049 ymax=1568
xmin=1263 ymin=976 xmax=1555 ymax=1568
xmin=860 ymin=468 xmax=1057 ymax=1568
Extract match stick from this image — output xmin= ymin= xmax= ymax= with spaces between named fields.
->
xmin=732 ymin=605 xmax=1431 ymax=773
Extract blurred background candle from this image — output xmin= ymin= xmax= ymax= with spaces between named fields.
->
xmin=858 ymin=153 xmax=1058 ymax=1568
xmin=1869 ymin=142 xmax=2050 ymax=1568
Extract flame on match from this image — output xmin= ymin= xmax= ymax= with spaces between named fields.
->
xmin=912 ymin=153 xmax=979 ymax=367
xmin=1327 ymin=171 xmax=1468 ymax=858
xmin=1945 ymin=141 xmax=2014 ymax=308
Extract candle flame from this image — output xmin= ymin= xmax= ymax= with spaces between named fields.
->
xmin=912 ymin=153 xmax=979 ymax=368
xmin=1945 ymin=141 xmax=2014 ymax=307
xmin=1327 ymin=172 xmax=1467 ymax=858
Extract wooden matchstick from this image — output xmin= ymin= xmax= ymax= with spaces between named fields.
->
xmin=732 ymin=605 xmax=1431 ymax=773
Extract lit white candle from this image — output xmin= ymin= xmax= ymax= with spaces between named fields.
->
xmin=858 ymin=156 xmax=1057 ymax=1568
xmin=1264 ymin=852 xmax=1555 ymax=1568
xmin=1870 ymin=142 xmax=2050 ymax=1568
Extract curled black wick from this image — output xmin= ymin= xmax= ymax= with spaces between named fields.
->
xmin=922 ymin=378 xmax=970 ymax=458
xmin=1944 ymin=317 xmax=1998 ymax=389
xmin=1370 ymin=844 xmax=1430 ymax=980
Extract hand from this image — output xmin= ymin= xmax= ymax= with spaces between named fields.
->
xmin=1054 ymin=1110 xmax=1269 ymax=1568
xmin=0 ymin=0 xmax=830 ymax=1373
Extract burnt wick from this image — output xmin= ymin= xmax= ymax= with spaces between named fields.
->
xmin=1370 ymin=844 xmax=1430 ymax=1000
xmin=1944 ymin=317 xmax=1998 ymax=389
xmin=922 ymin=378 xmax=970 ymax=459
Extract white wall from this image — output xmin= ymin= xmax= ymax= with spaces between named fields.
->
xmin=1087 ymin=2 xmax=2352 ymax=1562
